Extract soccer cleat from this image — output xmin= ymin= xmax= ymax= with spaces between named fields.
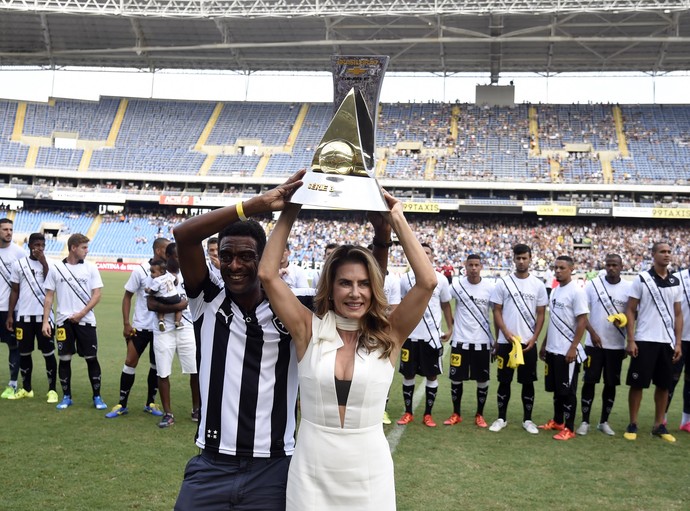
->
xmin=489 ymin=418 xmax=508 ymax=432
xmin=105 ymin=404 xmax=129 ymax=418
xmin=382 ymin=411 xmax=391 ymax=425
xmin=56 ymin=395 xmax=73 ymax=410
xmin=46 ymin=390 xmax=59 ymax=404
xmin=680 ymin=422 xmax=690 ymax=433
xmin=158 ymin=320 xmax=165 ymax=332
xmin=553 ymin=428 xmax=576 ymax=441
xmin=396 ymin=412 xmax=414 ymax=425
xmin=539 ymin=419 xmax=565 ymax=431
xmin=443 ymin=413 xmax=463 ymax=426
xmin=651 ymin=424 xmax=676 ymax=443
xmin=576 ymin=421 xmax=590 ymax=436
xmin=191 ymin=409 xmax=200 ymax=422
xmin=93 ymin=396 xmax=107 ymax=410
xmin=597 ymin=422 xmax=615 ymax=436
xmin=623 ymin=423 xmax=638 ymax=441
xmin=144 ymin=403 xmax=164 ymax=417
xmin=1 ymin=386 xmax=17 ymax=399
xmin=7 ymin=388 xmax=34 ymax=400
xmin=158 ymin=413 xmax=175 ymax=428
xmin=423 ymin=414 xmax=437 ymax=427
xmin=475 ymin=414 xmax=488 ymax=428
xmin=522 ymin=420 xmax=539 ymax=435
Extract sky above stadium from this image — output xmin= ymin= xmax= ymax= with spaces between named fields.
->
xmin=2 ymin=68 xmax=690 ymax=104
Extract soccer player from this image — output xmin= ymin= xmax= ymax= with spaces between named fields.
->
xmin=41 ymin=233 xmax=106 ymax=411
xmin=489 ymin=243 xmax=547 ymax=434
xmin=105 ymin=237 xmax=170 ymax=419
xmin=206 ymin=236 xmax=221 ymax=278
xmin=444 ymin=254 xmax=495 ymax=428
xmin=172 ymin=171 xmax=305 ymax=510
xmin=539 ymin=255 xmax=589 ymax=441
xmin=5 ymin=233 xmax=58 ymax=402
xmin=0 ymin=218 xmax=26 ymax=399
xmin=671 ymin=260 xmax=690 ymax=432
xmin=396 ymin=243 xmax=453 ymax=428
xmin=148 ymin=242 xmax=198 ymax=428
xmin=624 ymin=242 xmax=683 ymax=442
xmin=576 ymin=254 xmax=630 ymax=436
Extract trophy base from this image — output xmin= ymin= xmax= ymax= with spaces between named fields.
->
xmin=291 ymin=171 xmax=388 ymax=212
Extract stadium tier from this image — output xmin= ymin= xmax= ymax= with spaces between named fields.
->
xmin=1 ymin=98 xmax=689 ymax=185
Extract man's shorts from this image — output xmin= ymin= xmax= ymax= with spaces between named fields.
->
xmin=129 ymin=328 xmax=155 ymax=363
xmin=153 ymin=326 xmax=197 ymax=378
xmin=544 ymin=351 xmax=580 ymax=396
xmin=15 ymin=318 xmax=55 ymax=355
xmin=495 ymin=342 xmax=538 ymax=384
xmin=583 ymin=345 xmax=625 ymax=386
xmin=448 ymin=343 xmax=491 ymax=383
xmin=399 ymin=338 xmax=443 ymax=379
xmin=56 ymin=322 xmax=98 ymax=358
xmin=626 ymin=341 xmax=674 ymax=390
xmin=0 ymin=311 xmax=17 ymax=349
xmin=672 ymin=340 xmax=690 ymax=379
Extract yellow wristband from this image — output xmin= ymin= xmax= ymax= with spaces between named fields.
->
xmin=236 ymin=202 xmax=248 ymax=221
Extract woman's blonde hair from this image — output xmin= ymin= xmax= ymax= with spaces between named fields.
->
xmin=314 ymin=245 xmax=394 ymax=358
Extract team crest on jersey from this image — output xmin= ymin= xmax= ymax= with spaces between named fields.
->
xmin=272 ymin=317 xmax=289 ymax=335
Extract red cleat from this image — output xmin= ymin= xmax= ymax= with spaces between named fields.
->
xmin=396 ymin=412 xmax=414 ymax=425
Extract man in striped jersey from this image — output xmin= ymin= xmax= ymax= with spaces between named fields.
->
xmin=173 ymin=172 xmax=304 ymax=511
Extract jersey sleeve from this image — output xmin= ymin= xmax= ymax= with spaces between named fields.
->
xmin=629 ymin=275 xmax=643 ymax=300
xmin=9 ymin=260 xmax=20 ymax=285
xmin=438 ymin=274 xmax=452 ymax=302
xmin=124 ymin=267 xmax=143 ymax=294
xmin=536 ymin=281 xmax=548 ymax=307
xmin=573 ymin=288 xmax=590 ymax=316
xmin=89 ymin=264 xmax=104 ymax=290
xmin=490 ymin=279 xmax=505 ymax=305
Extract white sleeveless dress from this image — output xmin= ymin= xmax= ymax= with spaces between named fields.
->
xmin=286 ymin=312 xmax=396 ymax=510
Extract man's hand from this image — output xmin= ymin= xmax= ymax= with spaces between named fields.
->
xmin=254 ymin=169 xmax=305 ymax=213
xmin=626 ymin=340 xmax=638 ymax=358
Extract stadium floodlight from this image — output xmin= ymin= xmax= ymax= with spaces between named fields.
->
xmin=0 ymin=0 xmax=689 ymax=18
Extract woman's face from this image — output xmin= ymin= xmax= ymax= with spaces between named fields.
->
xmin=331 ymin=261 xmax=371 ymax=320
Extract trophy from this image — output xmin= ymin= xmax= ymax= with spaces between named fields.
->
xmin=290 ymin=55 xmax=390 ymax=211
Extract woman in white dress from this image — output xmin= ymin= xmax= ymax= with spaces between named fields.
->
xmin=258 ymin=183 xmax=437 ymax=510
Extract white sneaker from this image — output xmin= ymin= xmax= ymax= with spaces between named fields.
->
xmin=522 ymin=420 xmax=539 ymax=434
xmin=597 ymin=422 xmax=615 ymax=436
xmin=576 ymin=421 xmax=590 ymax=436
xmin=489 ymin=418 xmax=507 ymax=432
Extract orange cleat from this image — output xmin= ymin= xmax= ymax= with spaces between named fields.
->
xmin=397 ymin=412 xmax=414 ymax=425
xmin=475 ymin=414 xmax=488 ymax=428
xmin=539 ymin=419 xmax=565 ymax=431
xmin=423 ymin=414 xmax=437 ymax=427
xmin=443 ymin=413 xmax=463 ymax=426
xmin=553 ymin=428 xmax=576 ymax=441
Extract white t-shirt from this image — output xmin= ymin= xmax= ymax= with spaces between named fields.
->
xmin=450 ymin=276 xmax=495 ymax=347
xmin=675 ymin=269 xmax=690 ymax=342
xmin=400 ymin=270 xmax=451 ymax=347
xmin=155 ymin=271 xmax=191 ymax=333
xmin=0 ymin=243 xmax=27 ymax=310
xmin=630 ymin=268 xmax=682 ymax=344
xmin=9 ymin=256 xmax=53 ymax=317
xmin=124 ymin=261 xmax=157 ymax=331
xmin=490 ymin=273 xmax=548 ymax=344
xmin=546 ymin=281 xmax=589 ymax=356
xmin=584 ymin=276 xmax=631 ymax=349
xmin=147 ymin=272 xmax=179 ymax=300
xmin=281 ymin=262 xmax=309 ymax=289
xmin=384 ymin=272 xmax=401 ymax=307
xmin=44 ymin=259 xmax=104 ymax=325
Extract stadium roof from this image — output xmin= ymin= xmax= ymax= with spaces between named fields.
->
xmin=2 ymin=1 xmax=690 ymax=80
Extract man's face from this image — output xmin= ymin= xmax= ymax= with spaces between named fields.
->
xmin=465 ymin=258 xmax=482 ymax=280
xmin=280 ymin=247 xmax=290 ymax=268
xmin=423 ymin=246 xmax=434 ymax=265
xmin=219 ymin=235 xmax=260 ymax=296
xmin=653 ymin=244 xmax=672 ymax=268
xmin=0 ymin=222 xmax=13 ymax=244
xmin=155 ymin=240 xmax=171 ymax=261
xmin=29 ymin=240 xmax=45 ymax=260
xmin=514 ymin=251 xmax=531 ymax=273
xmin=72 ymin=243 xmax=89 ymax=261
xmin=554 ymin=260 xmax=572 ymax=283
xmin=207 ymin=242 xmax=219 ymax=260
xmin=604 ymin=257 xmax=622 ymax=280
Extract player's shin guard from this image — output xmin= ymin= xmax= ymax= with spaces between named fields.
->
xmin=497 ymin=382 xmax=511 ymax=420
xmin=146 ymin=365 xmax=158 ymax=405
xmin=85 ymin=357 xmax=102 ymax=398
xmin=424 ymin=379 xmax=438 ymax=415
xmin=9 ymin=346 xmax=20 ymax=382
xmin=58 ymin=357 xmax=72 ymax=396
xmin=476 ymin=381 xmax=489 ymax=415
xmin=522 ymin=382 xmax=535 ymax=421
xmin=402 ymin=380 xmax=415 ymax=414
xmin=451 ymin=382 xmax=463 ymax=415
xmin=19 ymin=353 xmax=33 ymax=392
xmin=600 ymin=385 xmax=616 ymax=424
xmin=44 ymin=352 xmax=57 ymax=392
xmin=119 ymin=365 xmax=136 ymax=407
xmin=581 ymin=381 xmax=595 ymax=423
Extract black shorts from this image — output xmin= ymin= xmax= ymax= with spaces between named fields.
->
xmin=544 ymin=351 xmax=580 ymax=396
xmin=448 ymin=344 xmax=491 ymax=383
xmin=15 ymin=319 xmax=55 ymax=355
xmin=672 ymin=340 xmax=690 ymax=380
xmin=155 ymin=295 xmax=182 ymax=305
xmin=583 ymin=345 xmax=625 ymax=386
xmin=626 ymin=341 xmax=674 ymax=390
xmin=0 ymin=311 xmax=17 ymax=349
xmin=56 ymin=322 xmax=98 ymax=358
xmin=496 ymin=343 xmax=538 ymax=384
xmin=129 ymin=328 xmax=156 ymax=364
xmin=399 ymin=339 xmax=443 ymax=379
